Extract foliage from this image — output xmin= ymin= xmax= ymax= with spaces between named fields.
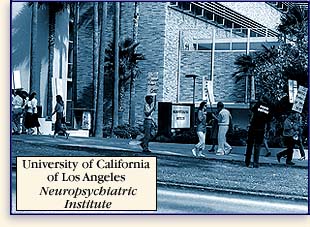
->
xmin=233 ymin=5 xmax=308 ymax=110
xmin=278 ymin=5 xmax=308 ymax=43
xmin=105 ymin=37 xmax=145 ymax=110
xmin=112 ymin=124 xmax=143 ymax=139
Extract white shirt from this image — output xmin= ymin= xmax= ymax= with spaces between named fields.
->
xmin=12 ymin=95 xmax=23 ymax=109
xmin=144 ymin=103 xmax=154 ymax=120
xmin=218 ymin=108 xmax=231 ymax=126
xmin=26 ymin=98 xmax=38 ymax=114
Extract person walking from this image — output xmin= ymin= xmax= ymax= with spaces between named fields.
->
xmin=276 ymin=112 xmax=302 ymax=166
xmin=296 ymin=113 xmax=306 ymax=160
xmin=12 ymin=89 xmax=24 ymax=135
xmin=263 ymin=127 xmax=272 ymax=157
xmin=29 ymin=92 xmax=41 ymax=135
xmin=51 ymin=95 xmax=69 ymax=139
xmin=214 ymin=102 xmax=232 ymax=155
xmin=208 ymin=109 xmax=219 ymax=152
xmin=245 ymin=94 xmax=273 ymax=168
xmin=140 ymin=95 xmax=156 ymax=153
xmin=24 ymin=92 xmax=35 ymax=135
xmin=192 ymin=101 xmax=207 ymax=157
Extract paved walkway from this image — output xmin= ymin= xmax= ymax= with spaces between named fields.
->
xmin=11 ymin=134 xmax=308 ymax=168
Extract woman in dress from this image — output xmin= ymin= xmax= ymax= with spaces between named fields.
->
xmin=51 ymin=95 xmax=69 ymax=139
xmin=192 ymin=101 xmax=207 ymax=157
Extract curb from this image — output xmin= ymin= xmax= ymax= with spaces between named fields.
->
xmin=158 ymin=181 xmax=308 ymax=202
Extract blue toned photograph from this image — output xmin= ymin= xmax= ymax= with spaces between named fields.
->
xmin=11 ymin=1 xmax=308 ymax=214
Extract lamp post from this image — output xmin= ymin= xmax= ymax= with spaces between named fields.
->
xmin=185 ymin=74 xmax=198 ymax=105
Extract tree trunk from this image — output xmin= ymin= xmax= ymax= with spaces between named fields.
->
xmin=118 ymin=84 xmax=125 ymax=125
xmin=113 ymin=2 xmax=120 ymax=130
xmin=47 ymin=8 xmax=56 ymax=117
xmin=30 ymin=2 xmax=39 ymax=102
xmin=129 ymin=2 xmax=139 ymax=126
xmin=92 ymin=2 xmax=99 ymax=136
xmin=95 ymin=2 xmax=107 ymax=137
xmin=72 ymin=2 xmax=79 ymax=128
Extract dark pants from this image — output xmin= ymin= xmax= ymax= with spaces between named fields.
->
xmin=278 ymin=137 xmax=296 ymax=163
xmin=55 ymin=112 xmax=66 ymax=135
xmin=296 ymin=138 xmax=305 ymax=158
xmin=12 ymin=108 xmax=23 ymax=133
xmin=245 ymin=127 xmax=265 ymax=166
xmin=141 ymin=119 xmax=152 ymax=151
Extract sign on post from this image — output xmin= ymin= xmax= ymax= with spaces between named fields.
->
xmin=202 ymin=76 xmax=214 ymax=103
xmin=171 ymin=105 xmax=191 ymax=129
xmin=288 ymin=79 xmax=298 ymax=103
xmin=147 ymin=72 xmax=159 ymax=95
xmin=13 ymin=70 xmax=22 ymax=89
xmin=292 ymin=85 xmax=308 ymax=113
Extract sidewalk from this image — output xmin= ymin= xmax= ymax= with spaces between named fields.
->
xmin=11 ymin=134 xmax=308 ymax=168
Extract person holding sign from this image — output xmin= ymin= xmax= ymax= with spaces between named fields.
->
xmin=140 ymin=95 xmax=156 ymax=153
xmin=245 ymin=94 xmax=272 ymax=168
xmin=192 ymin=101 xmax=207 ymax=157
xmin=276 ymin=112 xmax=302 ymax=166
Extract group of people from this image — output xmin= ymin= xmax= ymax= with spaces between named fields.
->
xmin=192 ymin=101 xmax=232 ymax=158
xmin=12 ymin=89 xmax=69 ymax=139
xmin=138 ymin=92 xmax=305 ymax=168
xmin=245 ymin=94 xmax=305 ymax=167
xmin=12 ymin=89 xmax=41 ymax=135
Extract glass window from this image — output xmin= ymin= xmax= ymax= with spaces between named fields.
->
xmin=215 ymin=43 xmax=230 ymax=50
xmin=67 ymin=81 xmax=73 ymax=100
xmin=232 ymin=42 xmax=246 ymax=50
xmin=198 ymin=43 xmax=212 ymax=50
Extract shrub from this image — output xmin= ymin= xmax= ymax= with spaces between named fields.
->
xmin=113 ymin=124 xmax=142 ymax=139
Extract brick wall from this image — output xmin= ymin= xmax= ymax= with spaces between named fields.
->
xmin=179 ymin=51 xmax=212 ymax=103
xmin=213 ymin=52 xmax=246 ymax=103
xmin=119 ymin=2 xmax=168 ymax=123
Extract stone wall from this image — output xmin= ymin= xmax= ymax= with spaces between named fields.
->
xmin=213 ymin=51 xmax=246 ymax=103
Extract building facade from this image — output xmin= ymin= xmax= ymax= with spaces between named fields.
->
xmin=12 ymin=1 xmax=294 ymax=132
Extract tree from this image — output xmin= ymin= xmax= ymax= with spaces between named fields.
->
xmin=234 ymin=5 xmax=308 ymax=105
xmin=29 ymin=2 xmax=39 ymax=101
xmin=28 ymin=2 xmax=69 ymax=116
xmin=105 ymin=37 xmax=145 ymax=125
xmin=278 ymin=5 xmax=308 ymax=44
xmin=45 ymin=2 xmax=69 ymax=117
xmin=113 ymin=2 xmax=120 ymax=130
xmin=92 ymin=2 xmax=99 ymax=136
xmin=94 ymin=2 xmax=107 ymax=137
xmin=233 ymin=54 xmax=256 ymax=103
xmin=129 ymin=2 xmax=140 ymax=126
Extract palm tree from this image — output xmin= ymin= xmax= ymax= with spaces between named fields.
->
xmin=105 ymin=38 xmax=145 ymax=125
xmin=113 ymin=2 xmax=120 ymax=129
xmin=94 ymin=2 xmax=107 ymax=137
xmin=92 ymin=2 xmax=99 ymax=136
xmin=72 ymin=2 xmax=79 ymax=124
xmin=46 ymin=2 xmax=69 ymax=117
xmin=29 ymin=2 xmax=39 ymax=101
xmin=129 ymin=2 xmax=140 ymax=127
xmin=278 ymin=5 xmax=308 ymax=44
xmin=233 ymin=54 xmax=256 ymax=103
